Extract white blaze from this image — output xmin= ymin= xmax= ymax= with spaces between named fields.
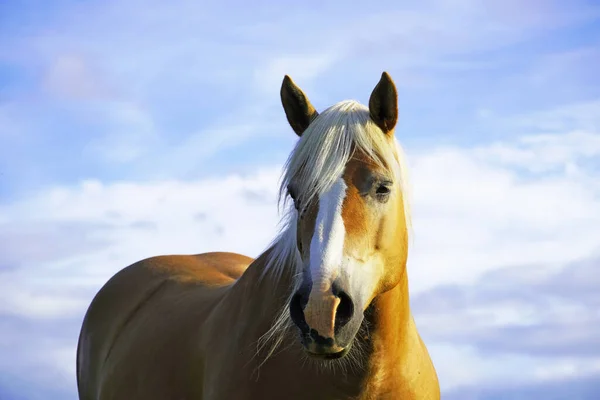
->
xmin=309 ymin=177 xmax=348 ymax=286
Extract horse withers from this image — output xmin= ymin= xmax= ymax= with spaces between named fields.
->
xmin=76 ymin=72 xmax=440 ymax=399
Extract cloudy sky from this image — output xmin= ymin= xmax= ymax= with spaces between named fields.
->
xmin=1 ymin=0 xmax=599 ymax=398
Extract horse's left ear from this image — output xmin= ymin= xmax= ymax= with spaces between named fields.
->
xmin=280 ymin=75 xmax=319 ymax=137
xmin=369 ymin=71 xmax=398 ymax=135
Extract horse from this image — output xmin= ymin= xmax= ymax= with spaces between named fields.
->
xmin=76 ymin=71 xmax=440 ymax=399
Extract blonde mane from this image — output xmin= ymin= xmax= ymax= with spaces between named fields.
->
xmin=254 ymin=100 xmax=413 ymax=367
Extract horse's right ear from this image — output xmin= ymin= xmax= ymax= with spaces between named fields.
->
xmin=280 ymin=75 xmax=319 ymax=137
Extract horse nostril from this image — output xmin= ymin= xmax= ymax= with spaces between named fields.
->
xmin=289 ymin=292 xmax=309 ymax=333
xmin=334 ymin=290 xmax=354 ymax=332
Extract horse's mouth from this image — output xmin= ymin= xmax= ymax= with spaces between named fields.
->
xmin=305 ymin=344 xmax=351 ymax=360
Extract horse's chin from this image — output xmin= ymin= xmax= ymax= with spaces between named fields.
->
xmin=305 ymin=345 xmax=351 ymax=360
xmin=299 ymin=336 xmax=354 ymax=361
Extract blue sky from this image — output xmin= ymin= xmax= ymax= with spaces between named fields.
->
xmin=1 ymin=0 xmax=600 ymax=398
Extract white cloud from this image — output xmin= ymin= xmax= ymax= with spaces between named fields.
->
xmin=414 ymin=256 xmax=600 ymax=348
xmin=432 ymin=341 xmax=600 ymax=393
xmin=427 ymin=343 xmax=545 ymax=391
xmin=406 ymin=128 xmax=600 ymax=292
xmin=533 ymin=357 xmax=600 ymax=381
xmin=472 ymin=130 xmax=600 ymax=172
xmin=0 ymin=167 xmax=283 ymax=319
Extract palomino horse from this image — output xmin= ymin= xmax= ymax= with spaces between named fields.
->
xmin=76 ymin=72 xmax=440 ymax=399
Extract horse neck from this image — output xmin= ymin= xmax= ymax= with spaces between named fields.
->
xmin=216 ymin=247 xmax=432 ymax=398
xmin=366 ymin=268 xmax=413 ymax=359
xmin=226 ymin=245 xmax=416 ymax=355
xmin=222 ymin=247 xmax=297 ymax=346
xmin=360 ymin=268 xmax=436 ymax=398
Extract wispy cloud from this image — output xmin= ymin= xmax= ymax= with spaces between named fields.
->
xmin=415 ymin=256 xmax=600 ymax=368
xmin=43 ymin=54 xmax=112 ymax=100
xmin=511 ymin=100 xmax=600 ymax=133
xmin=445 ymin=374 xmax=600 ymax=400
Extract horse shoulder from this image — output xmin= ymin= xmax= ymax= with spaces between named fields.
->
xmin=77 ymin=252 xmax=254 ymax=399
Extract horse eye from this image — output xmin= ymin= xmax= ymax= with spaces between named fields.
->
xmin=287 ymin=185 xmax=300 ymax=209
xmin=374 ymin=182 xmax=392 ymax=202
xmin=376 ymin=185 xmax=391 ymax=195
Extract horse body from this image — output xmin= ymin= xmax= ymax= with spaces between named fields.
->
xmin=76 ymin=252 xmax=247 ymax=399
xmin=77 ymin=251 xmax=438 ymax=399
xmin=77 ymin=72 xmax=440 ymax=399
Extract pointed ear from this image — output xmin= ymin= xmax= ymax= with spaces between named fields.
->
xmin=368 ymin=72 xmax=398 ymax=134
xmin=280 ymin=75 xmax=319 ymax=136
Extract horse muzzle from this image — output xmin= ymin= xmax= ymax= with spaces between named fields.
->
xmin=289 ymin=279 xmax=363 ymax=359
